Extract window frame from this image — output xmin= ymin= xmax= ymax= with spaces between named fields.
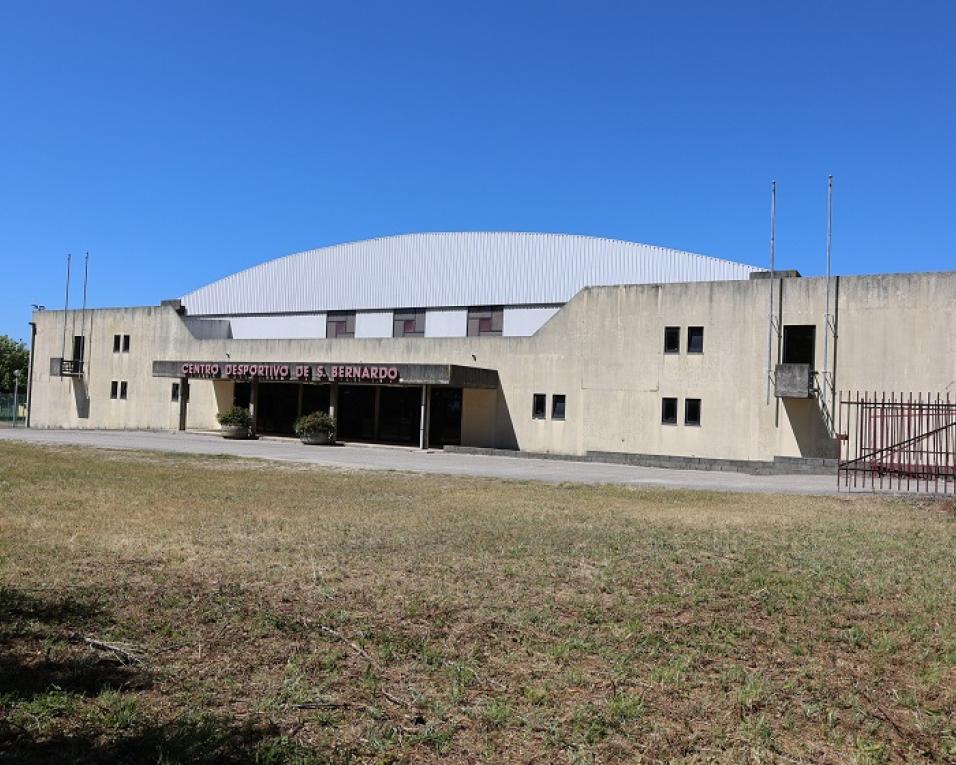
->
xmin=467 ymin=306 xmax=504 ymax=337
xmin=119 ymin=381 xmax=128 ymax=400
xmin=663 ymin=326 xmax=680 ymax=354
xmin=687 ymin=326 xmax=704 ymax=354
xmin=393 ymin=308 xmax=426 ymax=338
xmin=661 ymin=397 xmax=678 ymax=425
xmin=551 ymin=394 xmax=566 ymax=421
xmin=326 ymin=311 xmax=356 ymax=339
xmin=113 ymin=334 xmax=121 ymax=353
xmin=110 ymin=380 xmax=118 ymax=399
xmin=532 ymin=393 xmax=547 ymax=420
xmin=684 ymin=398 xmax=702 ymax=427
xmin=122 ymin=334 xmax=130 ymax=353
xmin=171 ymin=382 xmax=180 ymax=402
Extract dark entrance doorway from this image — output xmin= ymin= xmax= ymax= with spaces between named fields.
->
xmin=337 ymin=386 xmax=376 ymax=441
xmin=783 ymin=325 xmax=816 ymax=368
xmin=257 ymin=383 xmax=299 ymax=435
xmin=429 ymin=387 xmax=462 ymax=447
xmin=377 ymin=387 xmax=421 ymax=444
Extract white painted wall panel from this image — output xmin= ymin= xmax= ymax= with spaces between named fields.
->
xmin=355 ymin=310 xmax=393 ymax=338
xmin=425 ymin=309 xmax=467 ymax=337
xmin=228 ymin=314 xmax=327 ymax=339
xmin=503 ymin=306 xmax=561 ymax=336
xmin=182 ymin=233 xmax=761 ymax=316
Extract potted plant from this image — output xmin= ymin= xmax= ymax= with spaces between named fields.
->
xmin=217 ymin=406 xmax=253 ymax=439
xmin=294 ymin=411 xmax=336 ymax=445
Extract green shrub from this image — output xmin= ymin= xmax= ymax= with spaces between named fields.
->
xmin=216 ymin=406 xmax=252 ymax=427
xmin=294 ymin=411 xmax=335 ymax=439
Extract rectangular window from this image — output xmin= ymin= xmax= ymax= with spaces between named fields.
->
xmin=685 ymin=398 xmax=701 ymax=426
xmin=532 ymin=393 xmax=546 ymax=420
xmin=393 ymin=308 xmax=425 ymax=337
xmin=119 ymin=381 xmax=128 ymax=400
xmin=664 ymin=326 xmax=680 ymax=354
xmin=551 ymin=394 xmax=566 ymax=420
xmin=113 ymin=334 xmax=121 ymax=353
xmin=72 ymin=335 xmax=85 ymax=361
xmin=687 ymin=326 xmax=704 ymax=354
xmin=110 ymin=380 xmax=118 ymax=399
xmin=122 ymin=334 xmax=130 ymax=352
xmin=783 ymin=325 xmax=816 ymax=368
xmin=661 ymin=397 xmax=678 ymax=425
xmin=467 ymin=306 xmax=504 ymax=337
xmin=171 ymin=382 xmax=180 ymax=402
xmin=326 ymin=311 xmax=355 ymax=338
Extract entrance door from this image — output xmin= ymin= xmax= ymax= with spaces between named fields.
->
xmin=337 ymin=386 xmax=376 ymax=441
xmin=257 ymin=383 xmax=299 ymax=435
xmin=429 ymin=387 xmax=462 ymax=447
xmin=378 ymin=387 xmax=421 ymax=444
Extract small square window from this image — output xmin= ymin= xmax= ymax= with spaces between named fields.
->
xmin=664 ymin=326 xmax=680 ymax=354
xmin=122 ymin=334 xmax=130 ymax=352
xmin=687 ymin=326 xmax=704 ymax=354
xmin=113 ymin=334 xmax=121 ymax=353
xmin=110 ymin=380 xmax=118 ymax=399
xmin=685 ymin=398 xmax=701 ymax=426
xmin=171 ymin=382 xmax=180 ymax=402
xmin=551 ymin=394 xmax=566 ymax=420
xmin=532 ymin=393 xmax=546 ymax=420
xmin=661 ymin=397 xmax=678 ymax=425
xmin=119 ymin=381 xmax=128 ymax=400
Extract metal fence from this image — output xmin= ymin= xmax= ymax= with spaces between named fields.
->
xmin=0 ymin=393 xmax=26 ymax=425
xmin=838 ymin=391 xmax=956 ymax=494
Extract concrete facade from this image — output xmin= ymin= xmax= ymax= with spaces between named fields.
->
xmin=27 ymin=271 xmax=956 ymax=463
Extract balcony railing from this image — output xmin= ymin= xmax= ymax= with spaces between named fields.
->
xmin=50 ymin=358 xmax=85 ymax=377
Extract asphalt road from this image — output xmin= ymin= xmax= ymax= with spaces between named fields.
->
xmin=0 ymin=428 xmax=850 ymax=496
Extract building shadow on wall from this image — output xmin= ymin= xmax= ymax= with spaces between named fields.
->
xmin=782 ymin=397 xmax=837 ymax=458
xmin=496 ymin=388 xmax=518 ymax=450
xmin=0 ymin=586 xmax=285 ymax=764
xmin=72 ymin=378 xmax=90 ymax=419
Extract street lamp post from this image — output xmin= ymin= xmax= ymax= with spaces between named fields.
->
xmin=12 ymin=369 xmax=21 ymax=427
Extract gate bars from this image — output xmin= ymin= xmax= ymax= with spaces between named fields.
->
xmin=837 ymin=391 xmax=956 ymax=494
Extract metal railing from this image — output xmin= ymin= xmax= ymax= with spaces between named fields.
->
xmin=838 ymin=391 xmax=956 ymax=494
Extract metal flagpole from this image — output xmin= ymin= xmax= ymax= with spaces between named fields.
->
xmin=822 ymin=176 xmax=833 ymax=403
xmin=61 ymin=253 xmax=71 ymax=362
xmin=766 ymin=180 xmax=776 ymax=404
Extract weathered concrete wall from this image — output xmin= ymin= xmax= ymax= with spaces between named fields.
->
xmin=28 ymin=271 xmax=956 ymax=461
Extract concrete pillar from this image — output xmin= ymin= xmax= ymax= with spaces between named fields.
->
xmin=419 ymin=384 xmax=430 ymax=449
xmin=250 ymin=378 xmax=259 ymax=437
xmin=177 ymin=377 xmax=188 ymax=431
xmin=329 ymin=382 xmax=339 ymax=430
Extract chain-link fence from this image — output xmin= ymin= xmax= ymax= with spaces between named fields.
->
xmin=0 ymin=392 xmax=27 ymax=425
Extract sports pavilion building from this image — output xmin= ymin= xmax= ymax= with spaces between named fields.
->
xmin=25 ymin=232 xmax=956 ymax=472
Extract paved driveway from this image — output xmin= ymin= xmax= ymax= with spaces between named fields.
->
xmin=0 ymin=428 xmax=842 ymax=495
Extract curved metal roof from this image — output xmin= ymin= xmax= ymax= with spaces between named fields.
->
xmin=181 ymin=232 xmax=760 ymax=316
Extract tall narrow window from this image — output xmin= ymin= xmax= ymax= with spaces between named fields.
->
xmin=72 ymin=335 xmax=85 ymax=361
xmin=551 ymin=394 xmax=566 ymax=420
xmin=664 ymin=326 xmax=680 ymax=354
xmin=110 ymin=380 xmax=118 ymax=399
xmin=122 ymin=334 xmax=130 ymax=352
xmin=171 ymin=382 xmax=180 ymax=402
xmin=119 ymin=381 xmax=128 ymax=400
xmin=393 ymin=309 xmax=425 ymax=337
xmin=685 ymin=398 xmax=701 ymax=426
xmin=661 ymin=397 xmax=678 ymax=425
xmin=326 ymin=311 xmax=355 ymax=338
xmin=113 ymin=334 xmax=121 ymax=353
xmin=467 ymin=306 xmax=504 ymax=337
xmin=532 ymin=393 xmax=546 ymax=420
xmin=687 ymin=326 xmax=704 ymax=354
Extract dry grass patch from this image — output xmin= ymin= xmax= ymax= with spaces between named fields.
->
xmin=1 ymin=441 xmax=955 ymax=763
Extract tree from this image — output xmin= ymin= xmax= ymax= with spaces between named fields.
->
xmin=0 ymin=335 xmax=29 ymax=393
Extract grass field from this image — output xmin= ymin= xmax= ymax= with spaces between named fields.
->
xmin=1 ymin=441 xmax=954 ymax=764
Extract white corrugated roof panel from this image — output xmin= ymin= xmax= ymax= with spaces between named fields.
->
xmin=181 ymin=232 xmax=761 ymax=315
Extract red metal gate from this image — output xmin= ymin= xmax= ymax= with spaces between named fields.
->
xmin=837 ymin=392 xmax=956 ymax=494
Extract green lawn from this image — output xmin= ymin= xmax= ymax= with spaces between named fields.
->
xmin=1 ymin=441 xmax=954 ymax=763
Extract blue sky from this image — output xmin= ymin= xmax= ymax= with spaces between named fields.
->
xmin=1 ymin=1 xmax=954 ymax=341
